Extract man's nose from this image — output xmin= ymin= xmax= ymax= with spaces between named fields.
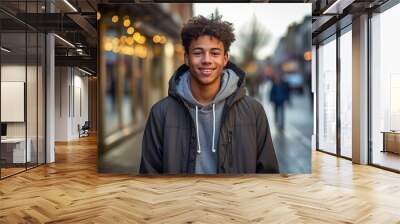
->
xmin=201 ymin=52 xmax=211 ymax=64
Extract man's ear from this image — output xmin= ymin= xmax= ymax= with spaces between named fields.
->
xmin=184 ymin=53 xmax=189 ymax=66
xmin=224 ymin=53 xmax=229 ymax=66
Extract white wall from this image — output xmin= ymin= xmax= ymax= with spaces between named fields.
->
xmin=74 ymin=70 xmax=89 ymax=139
xmin=55 ymin=67 xmax=89 ymax=141
xmin=55 ymin=66 xmax=69 ymax=141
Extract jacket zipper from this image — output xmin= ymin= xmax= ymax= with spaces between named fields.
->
xmin=228 ymin=130 xmax=233 ymax=168
xmin=176 ymin=97 xmax=198 ymax=173
xmin=217 ymin=97 xmax=237 ymax=172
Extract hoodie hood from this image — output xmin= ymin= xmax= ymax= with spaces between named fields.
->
xmin=175 ymin=68 xmax=240 ymax=108
xmin=167 ymin=61 xmax=246 ymax=174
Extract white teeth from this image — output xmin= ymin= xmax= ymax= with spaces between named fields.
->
xmin=200 ymin=69 xmax=213 ymax=73
xmin=201 ymin=70 xmax=212 ymax=74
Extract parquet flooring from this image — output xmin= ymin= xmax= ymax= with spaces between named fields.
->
xmin=1 ymin=163 xmax=45 ymax=178
xmin=1 ymin=167 xmax=26 ymax=177
xmin=1 ymin=135 xmax=400 ymax=223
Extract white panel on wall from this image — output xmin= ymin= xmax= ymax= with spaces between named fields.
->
xmin=1 ymin=82 xmax=25 ymax=122
xmin=1 ymin=65 xmax=26 ymax=81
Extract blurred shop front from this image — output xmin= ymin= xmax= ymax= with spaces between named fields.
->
xmin=97 ymin=4 xmax=192 ymax=173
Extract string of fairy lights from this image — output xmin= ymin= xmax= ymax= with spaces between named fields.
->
xmin=98 ymin=12 xmax=171 ymax=58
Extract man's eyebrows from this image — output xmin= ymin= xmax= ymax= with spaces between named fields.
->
xmin=191 ymin=47 xmax=223 ymax=51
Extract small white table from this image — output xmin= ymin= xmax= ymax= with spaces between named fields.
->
xmin=1 ymin=138 xmax=31 ymax=163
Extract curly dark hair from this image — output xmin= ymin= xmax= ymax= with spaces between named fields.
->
xmin=181 ymin=15 xmax=235 ymax=53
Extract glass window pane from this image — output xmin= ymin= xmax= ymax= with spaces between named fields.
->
xmin=1 ymin=1 xmax=47 ymax=179
xmin=27 ymin=31 xmax=38 ymax=169
xmin=318 ymin=37 xmax=337 ymax=154
xmin=1 ymin=30 xmax=27 ymax=177
xmin=340 ymin=29 xmax=352 ymax=158
xmin=371 ymin=3 xmax=400 ymax=171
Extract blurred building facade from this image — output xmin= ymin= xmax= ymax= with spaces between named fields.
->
xmin=98 ymin=4 xmax=192 ymax=173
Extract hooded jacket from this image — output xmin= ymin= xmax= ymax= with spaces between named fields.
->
xmin=140 ymin=61 xmax=279 ymax=174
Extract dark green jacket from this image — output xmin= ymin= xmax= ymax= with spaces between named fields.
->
xmin=140 ymin=61 xmax=279 ymax=174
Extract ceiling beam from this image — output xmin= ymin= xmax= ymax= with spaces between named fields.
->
xmin=55 ymin=55 xmax=96 ymax=72
xmin=67 ymin=13 xmax=97 ymax=39
xmin=322 ymin=0 xmax=356 ymax=15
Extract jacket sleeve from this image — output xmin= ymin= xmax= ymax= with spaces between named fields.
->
xmin=255 ymin=103 xmax=280 ymax=173
xmin=139 ymin=105 xmax=164 ymax=174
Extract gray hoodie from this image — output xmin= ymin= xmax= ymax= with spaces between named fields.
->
xmin=176 ymin=69 xmax=240 ymax=174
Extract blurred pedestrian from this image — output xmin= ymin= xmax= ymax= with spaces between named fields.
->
xmin=270 ymin=72 xmax=290 ymax=131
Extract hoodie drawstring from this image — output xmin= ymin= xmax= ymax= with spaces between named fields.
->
xmin=195 ymin=106 xmax=201 ymax=154
xmin=195 ymin=104 xmax=216 ymax=154
xmin=212 ymin=103 xmax=216 ymax=153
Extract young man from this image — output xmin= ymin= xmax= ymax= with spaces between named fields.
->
xmin=140 ymin=16 xmax=279 ymax=174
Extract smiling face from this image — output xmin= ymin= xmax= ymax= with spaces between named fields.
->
xmin=185 ymin=35 xmax=228 ymax=87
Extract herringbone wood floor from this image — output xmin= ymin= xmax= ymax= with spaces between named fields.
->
xmin=1 ymin=135 xmax=400 ymax=223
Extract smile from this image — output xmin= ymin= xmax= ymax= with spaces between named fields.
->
xmin=199 ymin=68 xmax=215 ymax=75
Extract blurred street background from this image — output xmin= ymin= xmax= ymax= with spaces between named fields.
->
xmin=98 ymin=3 xmax=313 ymax=173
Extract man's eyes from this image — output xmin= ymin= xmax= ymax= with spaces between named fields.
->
xmin=192 ymin=51 xmax=221 ymax=56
